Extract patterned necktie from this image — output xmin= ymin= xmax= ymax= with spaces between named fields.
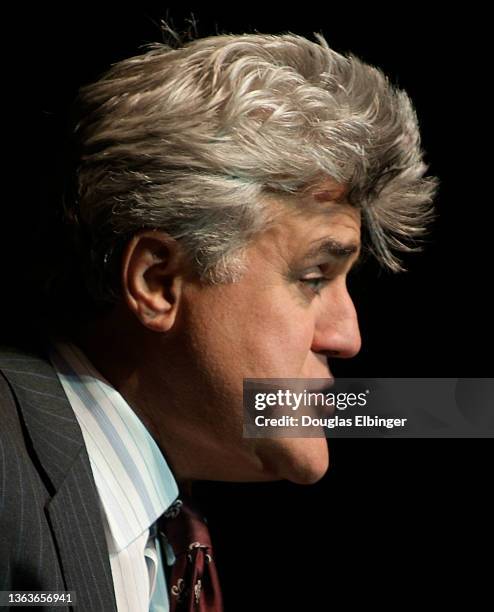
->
xmin=159 ymin=497 xmax=224 ymax=612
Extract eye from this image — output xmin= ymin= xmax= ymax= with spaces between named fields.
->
xmin=300 ymin=277 xmax=329 ymax=294
xmin=299 ymin=269 xmax=332 ymax=295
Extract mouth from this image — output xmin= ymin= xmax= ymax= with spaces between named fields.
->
xmin=296 ymin=377 xmax=337 ymax=418
xmin=304 ymin=376 xmax=335 ymax=393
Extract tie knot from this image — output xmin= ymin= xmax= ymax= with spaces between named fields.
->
xmin=159 ymin=496 xmax=213 ymax=559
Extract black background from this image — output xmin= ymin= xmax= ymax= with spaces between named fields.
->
xmin=3 ymin=3 xmax=492 ymax=609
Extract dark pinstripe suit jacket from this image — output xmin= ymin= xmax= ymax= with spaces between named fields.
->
xmin=0 ymin=341 xmax=118 ymax=612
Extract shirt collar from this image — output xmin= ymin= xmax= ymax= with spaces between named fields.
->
xmin=48 ymin=339 xmax=179 ymax=553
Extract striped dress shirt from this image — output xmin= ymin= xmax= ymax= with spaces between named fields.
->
xmin=48 ymin=340 xmax=179 ymax=612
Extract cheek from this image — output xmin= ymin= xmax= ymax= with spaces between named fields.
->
xmin=234 ymin=290 xmax=317 ymax=377
xmin=183 ymin=283 xmax=317 ymax=379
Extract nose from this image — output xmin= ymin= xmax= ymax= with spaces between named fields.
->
xmin=311 ymin=279 xmax=362 ymax=359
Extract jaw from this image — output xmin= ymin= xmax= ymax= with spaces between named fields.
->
xmin=254 ymin=437 xmax=330 ymax=485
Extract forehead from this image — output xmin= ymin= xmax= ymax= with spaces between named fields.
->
xmin=308 ymin=176 xmax=350 ymax=205
xmin=254 ymin=201 xmax=361 ymax=267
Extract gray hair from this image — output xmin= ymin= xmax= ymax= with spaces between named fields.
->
xmin=59 ymin=32 xmax=438 ymax=305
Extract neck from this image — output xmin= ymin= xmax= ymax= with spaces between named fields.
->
xmin=70 ymin=307 xmax=193 ymax=485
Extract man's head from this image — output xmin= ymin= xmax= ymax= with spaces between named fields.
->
xmin=44 ymin=33 xmax=437 ymax=484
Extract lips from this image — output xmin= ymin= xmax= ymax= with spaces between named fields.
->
xmin=303 ymin=376 xmax=335 ymax=393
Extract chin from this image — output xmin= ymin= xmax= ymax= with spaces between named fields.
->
xmin=256 ymin=438 xmax=330 ymax=485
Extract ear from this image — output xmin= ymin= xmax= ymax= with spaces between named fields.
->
xmin=121 ymin=231 xmax=188 ymax=333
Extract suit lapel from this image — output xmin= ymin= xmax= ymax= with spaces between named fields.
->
xmin=0 ymin=344 xmax=117 ymax=611
xmin=47 ymin=450 xmax=117 ymax=611
xmin=0 ymin=345 xmax=84 ymax=491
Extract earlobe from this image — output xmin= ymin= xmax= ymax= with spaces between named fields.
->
xmin=121 ymin=231 xmax=185 ymax=333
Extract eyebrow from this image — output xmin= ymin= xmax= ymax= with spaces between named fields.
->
xmin=302 ymin=238 xmax=361 ymax=264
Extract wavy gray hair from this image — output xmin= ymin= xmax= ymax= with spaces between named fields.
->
xmin=61 ymin=32 xmax=438 ymax=305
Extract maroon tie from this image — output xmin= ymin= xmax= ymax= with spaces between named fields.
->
xmin=159 ymin=497 xmax=224 ymax=612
